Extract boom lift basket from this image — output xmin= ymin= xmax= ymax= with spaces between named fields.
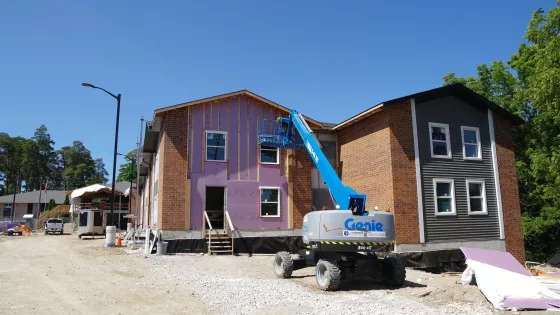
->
xmin=258 ymin=119 xmax=304 ymax=150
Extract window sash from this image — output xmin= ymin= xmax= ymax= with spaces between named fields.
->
xmin=461 ymin=127 xmax=481 ymax=160
xmin=260 ymin=188 xmax=280 ymax=217
xmin=433 ymin=179 xmax=455 ymax=215
xmin=205 ymin=131 xmax=228 ymax=161
xmin=429 ymin=123 xmax=451 ymax=158
xmin=467 ymin=180 xmax=487 ymax=214
xmin=260 ymin=146 xmax=279 ymax=164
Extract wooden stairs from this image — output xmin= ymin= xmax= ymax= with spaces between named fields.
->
xmin=206 ymin=231 xmax=234 ymax=255
xmin=202 ymin=210 xmax=235 ymax=255
xmin=38 ymin=205 xmax=71 ymax=228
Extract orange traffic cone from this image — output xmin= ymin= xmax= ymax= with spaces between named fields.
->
xmin=116 ymin=237 xmax=122 ymax=247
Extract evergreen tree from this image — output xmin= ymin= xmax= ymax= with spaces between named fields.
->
xmin=46 ymin=198 xmax=56 ymax=211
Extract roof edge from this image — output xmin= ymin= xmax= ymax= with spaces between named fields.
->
xmin=153 ymin=90 xmax=325 ymax=128
xmin=333 ymin=83 xmax=524 ymax=130
xmin=332 ymin=104 xmax=384 ymax=130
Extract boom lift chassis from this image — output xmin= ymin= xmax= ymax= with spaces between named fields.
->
xmin=274 ymin=244 xmax=405 ymax=291
xmin=259 ymin=110 xmax=406 ymax=291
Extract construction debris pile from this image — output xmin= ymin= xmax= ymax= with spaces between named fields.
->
xmin=2 ymin=224 xmax=32 ymax=236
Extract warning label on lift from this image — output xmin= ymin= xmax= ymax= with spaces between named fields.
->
xmin=342 ymin=230 xmax=366 ymax=237
xmin=342 ymin=230 xmax=387 ymax=238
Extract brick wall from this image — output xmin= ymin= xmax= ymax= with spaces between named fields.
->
xmin=290 ymin=147 xmax=313 ymax=228
xmin=336 ymin=100 xmax=420 ymax=245
xmin=337 ymin=110 xmax=395 ymax=212
xmin=158 ymin=108 xmax=190 ymax=230
xmin=387 ymin=100 xmax=420 ymax=244
xmin=493 ymin=114 xmax=525 ymax=263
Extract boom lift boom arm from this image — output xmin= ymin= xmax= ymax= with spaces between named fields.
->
xmin=260 ymin=110 xmax=367 ymax=216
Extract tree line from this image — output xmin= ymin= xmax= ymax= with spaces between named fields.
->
xmin=443 ymin=2 xmax=560 ymax=260
xmin=0 ymin=125 xmax=109 ymax=195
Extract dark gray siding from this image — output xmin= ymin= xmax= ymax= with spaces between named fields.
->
xmin=416 ymin=96 xmax=500 ymax=242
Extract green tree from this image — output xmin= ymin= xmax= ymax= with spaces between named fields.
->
xmin=443 ymin=2 xmax=560 ymax=261
xmin=0 ymin=134 xmax=26 ymax=196
xmin=116 ymin=149 xmax=137 ymax=183
xmin=32 ymin=125 xmax=57 ymax=190
xmin=46 ymin=198 xmax=56 ymax=211
xmin=89 ymin=158 xmax=109 ymax=185
xmin=62 ymin=141 xmax=96 ymax=189
xmin=21 ymin=139 xmax=41 ymax=191
xmin=63 ymin=194 xmax=70 ymax=205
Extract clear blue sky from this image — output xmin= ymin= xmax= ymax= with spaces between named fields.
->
xmin=0 ymin=1 xmax=556 ymax=181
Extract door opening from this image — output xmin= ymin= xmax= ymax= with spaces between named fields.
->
xmin=205 ymin=186 xmax=225 ymax=229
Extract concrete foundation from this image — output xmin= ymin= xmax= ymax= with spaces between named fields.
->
xmin=396 ymin=239 xmax=505 ymax=252
xmin=162 ymin=229 xmax=302 ymax=240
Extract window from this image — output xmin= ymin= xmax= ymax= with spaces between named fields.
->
xmin=79 ymin=212 xmax=88 ymax=226
xmin=94 ymin=212 xmax=103 ymax=226
xmin=433 ymin=179 xmax=455 ymax=215
xmin=260 ymin=145 xmax=279 ymax=164
xmin=260 ymin=188 xmax=280 ymax=217
xmin=205 ymin=131 xmax=227 ymax=162
xmin=466 ymin=179 xmax=487 ymax=215
xmin=461 ymin=126 xmax=481 ymax=160
xmin=3 ymin=204 xmax=12 ymax=217
xmin=429 ymin=123 xmax=451 ymax=158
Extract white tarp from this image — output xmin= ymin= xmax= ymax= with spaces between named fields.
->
xmin=69 ymin=184 xmax=126 ymax=213
xmin=461 ymin=247 xmax=560 ymax=310
xmin=70 ymin=184 xmax=117 ymax=199
xmin=462 ymin=259 xmax=560 ymax=309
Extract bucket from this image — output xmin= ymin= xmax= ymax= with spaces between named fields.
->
xmin=156 ymin=241 xmax=168 ymax=256
xmin=126 ymin=223 xmax=132 ymax=232
xmin=105 ymin=226 xmax=117 ymax=247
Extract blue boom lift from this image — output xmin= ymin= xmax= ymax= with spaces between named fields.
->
xmin=259 ymin=110 xmax=406 ymax=291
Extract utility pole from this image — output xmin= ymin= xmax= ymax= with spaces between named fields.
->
xmin=10 ymin=174 xmax=18 ymax=222
xmin=135 ymin=117 xmax=144 ymax=247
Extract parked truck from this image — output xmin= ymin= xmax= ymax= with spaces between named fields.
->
xmin=45 ymin=218 xmax=64 ymax=235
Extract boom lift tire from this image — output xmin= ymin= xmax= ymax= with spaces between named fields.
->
xmin=274 ymin=251 xmax=294 ymax=278
xmin=316 ymin=260 xmax=342 ymax=291
xmin=381 ymin=257 xmax=406 ymax=287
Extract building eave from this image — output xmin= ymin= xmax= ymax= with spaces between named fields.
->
xmin=152 ymin=90 xmax=324 ymax=128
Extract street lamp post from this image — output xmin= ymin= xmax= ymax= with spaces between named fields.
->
xmin=82 ymin=83 xmax=121 ymax=227
xmin=117 ymin=153 xmax=135 ymax=213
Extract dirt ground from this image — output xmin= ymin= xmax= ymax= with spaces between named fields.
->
xmin=0 ymin=233 xmax=548 ymax=314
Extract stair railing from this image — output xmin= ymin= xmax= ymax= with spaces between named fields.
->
xmin=225 ymin=210 xmax=235 ymax=255
xmin=202 ymin=211 xmax=213 ymax=254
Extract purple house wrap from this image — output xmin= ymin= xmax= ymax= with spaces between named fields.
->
xmin=140 ymin=90 xmax=328 ymax=233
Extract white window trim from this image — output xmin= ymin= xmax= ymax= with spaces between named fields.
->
xmin=259 ymin=145 xmax=280 ymax=165
xmin=259 ymin=186 xmax=281 ymax=218
xmin=461 ymin=126 xmax=482 ymax=161
xmin=466 ymin=179 xmax=488 ymax=215
xmin=205 ymin=130 xmax=228 ymax=162
xmin=429 ymin=122 xmax=452 ymax=159
xmin=433 ymin=178 xmax=456 ymax=216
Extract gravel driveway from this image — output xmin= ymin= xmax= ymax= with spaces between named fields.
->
xmin=0 ymin=233 xmax=496 ymax=315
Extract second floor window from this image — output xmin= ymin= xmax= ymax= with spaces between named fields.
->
xmin=429 ymin=123 xmax=451 ymax=158
xmin=461 ymin=126 xmax=481 ymax=160
xmin=260 ymin=145 xmax=279 ymax=164
xmin=206 ymin=131 xmax=227 ymax=162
